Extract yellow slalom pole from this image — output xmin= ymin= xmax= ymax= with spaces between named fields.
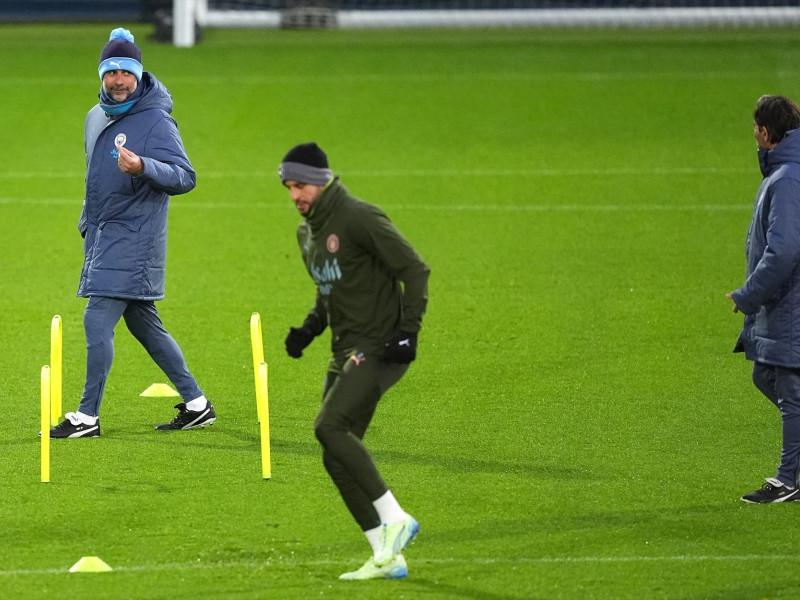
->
xmin=257 ymin=362 xmax=271 ymax=480
xmin=50 ymin=315 xmax=62 ymax=426
xmin=41 ymin=365 xmax=51 ymax=483
xmin=250 ymin=312 xmax=265 ymax=423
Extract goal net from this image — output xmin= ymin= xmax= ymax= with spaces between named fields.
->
xmin=165 ymin=0 xmax=800 ymax=46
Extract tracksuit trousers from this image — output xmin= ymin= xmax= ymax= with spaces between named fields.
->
xmin=78 ymin=296 xmax=203 ymax=417
xmin=314 ymin=351 xmax=408 ymax=531
xmin=752 ymin=361 xmax=800 ymax=487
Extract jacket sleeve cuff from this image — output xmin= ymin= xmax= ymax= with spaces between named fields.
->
xmin=731 ymin=290 xmax=756 ymax=315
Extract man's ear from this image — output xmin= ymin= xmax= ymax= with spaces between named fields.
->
xmin=756 ymin=124 xmax=774 ymax=147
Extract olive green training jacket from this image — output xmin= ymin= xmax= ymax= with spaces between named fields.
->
xmin=296 ymin=178 xmax=430 ymax=364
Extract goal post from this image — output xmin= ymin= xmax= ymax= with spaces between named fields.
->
xmin=170 ymin=1 xmax=800 ymax=47
xmin=173 ymin=0 xmax=207 ymax=47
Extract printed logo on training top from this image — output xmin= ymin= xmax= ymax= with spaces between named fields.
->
xmin=114 ymin=133 xmax=127 ymax=147
xmin=326 ymin=234 xmax=339 ymax=253
xmin=311 ymin=258 xmax=342 ymax=296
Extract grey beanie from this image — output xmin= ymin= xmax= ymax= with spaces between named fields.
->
xmin=279 ymin=142 xmax=333 ymax=185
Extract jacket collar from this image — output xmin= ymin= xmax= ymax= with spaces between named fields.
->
xmin=306 ymin=177 xmax=343 ymax=231
xmin=759 ymin=127 xmax=800 ymax=177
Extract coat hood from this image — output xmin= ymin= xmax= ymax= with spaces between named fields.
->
xmin=759 ymin=127 xmax=800 ymax=177
xmin=129 ymin=72 xmax=173 ymax=115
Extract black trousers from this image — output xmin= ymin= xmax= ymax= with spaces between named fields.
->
xmin=314 ymin=352 xmax=408 ymax=531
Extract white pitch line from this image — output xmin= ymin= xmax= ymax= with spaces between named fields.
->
xmin=341 ymin=167 xmax=750 ymax=177
xmin=1 ymin=554 xmax=799 ymax=577
xmin=0 ymin=166 xmax=750 ymax=180
xmin=0 ymin=197 xmax=749 ymax=212
xmin=375 ymin=204 xmax=750 ymax=212
xmin=1 ymin=71 xmax=795 ymax=86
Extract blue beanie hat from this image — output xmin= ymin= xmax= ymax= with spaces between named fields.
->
xmin=98 ymin=28 xmax=143 ymax=81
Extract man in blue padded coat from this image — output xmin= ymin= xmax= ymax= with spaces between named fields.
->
xmin=728 ymin=95 xmax=800 ymax=503
xmin=50 ymin=28 xmax=215 ymax=438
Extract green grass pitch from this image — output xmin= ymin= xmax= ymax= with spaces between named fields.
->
xmin=2 ymin=21 xmax=800 ymax=599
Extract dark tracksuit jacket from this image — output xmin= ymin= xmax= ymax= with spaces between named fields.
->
xmin=296 ymin=178 xmax=430 ymax=371
xmin=297 ymin=178 xmax=429 ymax=528
xmin=732 ymin=128 xmax=800 ymax=367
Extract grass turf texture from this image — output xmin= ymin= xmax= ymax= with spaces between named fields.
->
xmin=2 ymin=22 xmax=800 ymax=599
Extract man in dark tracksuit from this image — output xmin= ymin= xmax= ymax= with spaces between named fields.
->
xmin=279 ymin=143 xmax=430 ymax=580
xmin=728 ymin=95 xmax=800 ymax=503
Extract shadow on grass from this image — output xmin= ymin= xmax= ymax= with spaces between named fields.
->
xmin=681 ymin=581 xmax=800 ymax=600
xmin=421 ymin=502 xmax=774 ymax=547
xmin=403 ymin=578 xmax=543 ymax=600
xmin=71 ymin=425 xmax=579 ymax=480
xmin=372 ymin=446 xmax=595 ymax=480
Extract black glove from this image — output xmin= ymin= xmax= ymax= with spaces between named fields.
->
xmin=383 ymin=331 xmax=418 ymax=364
xmin=285 ymin=326 xmax=314 ymax=358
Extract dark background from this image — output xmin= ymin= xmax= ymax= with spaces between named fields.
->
xmin=0 ymin=0 xmax=794 ymax=23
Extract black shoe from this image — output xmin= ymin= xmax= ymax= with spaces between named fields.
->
xmin=50 ymin=413 xmax=101 ymax=438
xmin=741 ymin=478 xmax=799 ymax=503
xmin=156 ymin=401 xmax=216 ymax=430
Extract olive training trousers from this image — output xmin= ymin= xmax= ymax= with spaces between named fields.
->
xmin=314 ymin=352 xmax=409 ymax=531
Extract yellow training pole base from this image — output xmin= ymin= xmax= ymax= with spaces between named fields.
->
xmin=257 ymin=362 xmax=271 ymax=480
xmin=40 ymin=365 xmax=51 ymax=483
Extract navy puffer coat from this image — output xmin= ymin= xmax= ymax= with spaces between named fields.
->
xmin=77 ymin=72 xmax=196 ymax=300
xmin=733 ymin=128 xmax=800 ymax=367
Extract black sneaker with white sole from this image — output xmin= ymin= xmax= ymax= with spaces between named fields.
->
xmin=50 ymin=413 xmax=101 ymax=438
xmin=156 ymin=401 xmax=216 ymax=431
xmin=741 ymin=477 xmax=800 ymax=503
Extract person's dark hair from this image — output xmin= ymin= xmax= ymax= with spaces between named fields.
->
xmin=754 ymin=95 xmax=800 ymax=144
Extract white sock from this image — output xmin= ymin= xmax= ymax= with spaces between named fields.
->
xmin=365 ymin=526 xmax=382 ymax=557
xmin=185 ymin=396 xmax=207 ymax=411
xmin=372 ymin=491 xmax=408 ymax=525
xmin=71 ymin=411 xmax=97 ymax=425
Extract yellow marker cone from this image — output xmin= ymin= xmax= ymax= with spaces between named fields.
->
xmin=140 ymin=383 xmax=180 ymax=397
xmin=69 ymin=556 xmax=113 ymax=573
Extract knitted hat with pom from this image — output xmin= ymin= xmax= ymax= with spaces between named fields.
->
xmin=98 ymin=28 xmax=143 ymax=81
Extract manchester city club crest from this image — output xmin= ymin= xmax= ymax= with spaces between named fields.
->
xmin=326 ymin=233 xmax=340 ymax=253
xmin=114 ymin=133 xmax=127 ymax=147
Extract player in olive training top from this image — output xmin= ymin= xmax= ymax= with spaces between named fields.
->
xmin=279 ymin=142 xmax=430 ymax=580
